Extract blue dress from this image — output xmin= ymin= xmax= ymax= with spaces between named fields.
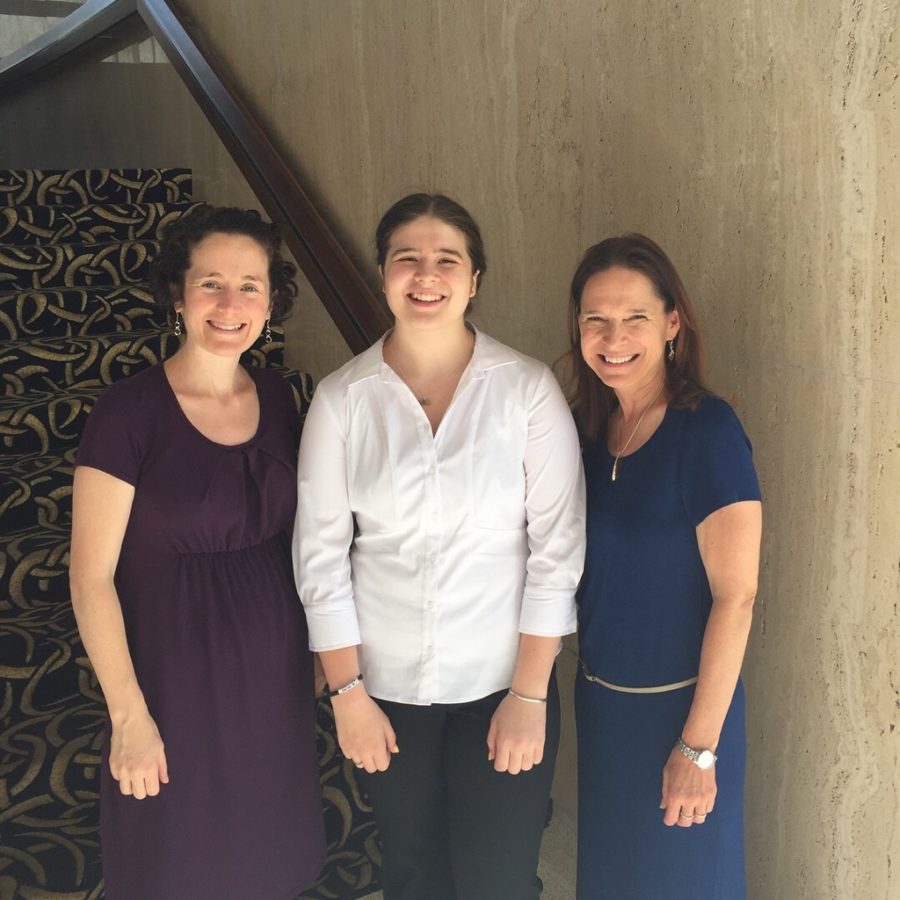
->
xmin=575 ymin=396 xmax=760 ymax=900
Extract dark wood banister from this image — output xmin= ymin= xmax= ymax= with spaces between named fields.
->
xmin=0 ymin=0 xmax=391 ymax=354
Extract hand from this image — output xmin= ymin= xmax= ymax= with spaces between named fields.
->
xmin=109 ymin=710 xmax=169 ymax=799
xmin=332 ymin=689 xmax=399 ymax=774
xmin=487 ymin=693 xmax=546 ymax=775
xmin=660 ymin=747 xmax=716 ymax=827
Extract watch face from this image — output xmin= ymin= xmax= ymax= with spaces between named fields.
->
xmin=697 ymin=750 xmax=717 ymax=770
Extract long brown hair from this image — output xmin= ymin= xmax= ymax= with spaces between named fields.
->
xmin=564 ymin=233 xmax=711 ymax=446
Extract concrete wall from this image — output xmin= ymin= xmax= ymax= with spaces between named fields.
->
xmin=4 ymin=1 xmax=897 ymax=896
xmin=169 ymin=5 xmax=899 ymax=896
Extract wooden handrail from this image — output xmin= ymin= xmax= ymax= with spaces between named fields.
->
xmin=0 ymin=0 xmax=390 ymax=353
xmin=0 ymin=0 xmax=143 ymax=85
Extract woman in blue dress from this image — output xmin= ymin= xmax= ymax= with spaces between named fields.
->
xmin=567 ymin=234 xmax=762 ymax=899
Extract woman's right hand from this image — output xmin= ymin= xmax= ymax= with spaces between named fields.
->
xmin=331 ymin=689 xmax=399 ymax=773
xmin=109 ymin=709 xmax=169 ymax=799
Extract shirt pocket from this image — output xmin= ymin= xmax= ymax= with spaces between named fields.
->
xmin=352 ymin=531 xmax=402 ymax=555
xmin=468 ymin=412 xmax=528 ymax=530
xmin=471 ymin=526 xmax=528 ymax=556
xmin=346 ymin=417 xmax=398 ymax=534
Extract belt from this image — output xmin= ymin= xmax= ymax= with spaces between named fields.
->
xmin=579 ymin=659 xmax=698 ymax=694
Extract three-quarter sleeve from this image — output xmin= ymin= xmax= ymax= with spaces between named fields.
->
xmin=76 ymin=382 xmax=146 ymax=486
xmin=679 ymin=397 xmax=761 ymax=527
xmin=293 ymin=376 xmax=362 ymax=651
xmin=519 ymin=365 xmax=586 ymax=636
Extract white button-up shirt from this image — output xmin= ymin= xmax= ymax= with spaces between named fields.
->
xmin=293 ymin=329 xmax=585 ymax=705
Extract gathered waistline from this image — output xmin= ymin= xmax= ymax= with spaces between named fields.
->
xmin=579 ymin=658 xmax=698 ymax=694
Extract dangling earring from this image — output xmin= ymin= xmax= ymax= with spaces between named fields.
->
xmin=174 ymin=311 xmax=183 ymax=337
xmin=264 ymin=319 xmax=272 ymax=344
xmin=667 ymin=338 xmax=675 ymax=362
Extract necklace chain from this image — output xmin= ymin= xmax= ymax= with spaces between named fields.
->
xmin=611 ymin=388 xmax=663 ymax=482
xmin=386 ymin=334 xmax=473 ymax=408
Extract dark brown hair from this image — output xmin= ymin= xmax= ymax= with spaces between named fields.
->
xmin=149 ymin=205 xmax=298 ymax=323
xmin=564 ymin=233 xmax=711 ymax=446
xmin=375 ymin=193 xmax=487 ymax=286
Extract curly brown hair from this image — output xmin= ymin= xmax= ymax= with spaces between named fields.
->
xmin=149 ymin=206 xmax=298 ymax=323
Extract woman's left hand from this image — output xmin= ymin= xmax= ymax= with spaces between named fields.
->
xmin=660 ymin=748 xmax=717 ymax=827
xmin=487 ymin=693 xmax=546 ymax=775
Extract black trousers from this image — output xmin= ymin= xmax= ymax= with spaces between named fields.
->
xmin=359 ymin=671 xmax=560 ymax=900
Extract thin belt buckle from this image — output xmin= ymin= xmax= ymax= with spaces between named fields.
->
xmin=579 ymin=658 xmax=698 ymax=694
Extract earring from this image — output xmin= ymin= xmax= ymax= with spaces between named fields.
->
xmin=264 ymin=319 xmax=272 ymax=344
xmin=174 ymin=311 xmax=183 ymax=337
xmin=667 ymin=338 xmax=675 ymax=362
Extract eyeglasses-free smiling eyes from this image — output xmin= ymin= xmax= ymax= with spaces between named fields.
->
xmin=578 ymin=312 xmax=650 ymax=331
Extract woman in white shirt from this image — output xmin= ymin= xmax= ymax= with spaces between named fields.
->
xmin=294 ymin=193 xmax=585 ymax=900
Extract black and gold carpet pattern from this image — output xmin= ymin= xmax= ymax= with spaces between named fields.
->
xmin=0 ymin=168 xmax=380 ymax=899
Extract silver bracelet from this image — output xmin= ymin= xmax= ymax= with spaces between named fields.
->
xmin=326 ymin=674 xmax=363 ymax=698
xmin=508 ymin=688 xmax=547 ymax=704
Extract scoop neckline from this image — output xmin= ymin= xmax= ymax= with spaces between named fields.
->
xmin=603 ymin=403 xmax=671 ymax=463
xmin=159 ymin=363 xmax=263 ymax=449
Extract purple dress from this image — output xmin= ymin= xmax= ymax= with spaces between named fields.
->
xmin=77 ymin=364 xmax=325 ymax=900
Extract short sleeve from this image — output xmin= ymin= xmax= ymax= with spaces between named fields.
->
xmin=76 ymin=380 xmax=147 ymax=486
xmin=679 ymin=397 xmax=761 ymax=527
xmin=255 ymin=366 xmax=302 ymax=451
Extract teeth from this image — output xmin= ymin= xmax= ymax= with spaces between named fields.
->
xmin=410 ymin=293 xmax=443 ymax=302
xmin=210 ymin=322 xmax=243 ymax=331
xmin=603 ymin=354 xmax=636 ymax=364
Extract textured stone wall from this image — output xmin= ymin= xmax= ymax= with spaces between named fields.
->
xmin=174 ymin=3 xmax=899 ymax=896
xmin=3 ymin=1 xmax=896 ymax=896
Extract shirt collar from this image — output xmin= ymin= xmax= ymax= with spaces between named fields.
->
xmin=345 ymin=325 xmax=517 ymax=387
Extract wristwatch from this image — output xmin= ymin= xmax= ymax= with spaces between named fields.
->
xmin=675 ymin=737 xmax=717 ymax=770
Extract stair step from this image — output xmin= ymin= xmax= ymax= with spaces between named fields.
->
xmin=0 ymin=330 xmax=180 ymax=395
xmin=1 ymin=330 xmax=285 ymax=394
xmin=281 ymin=366 xmax=315 ymax=414
xmin=0 ymin=449 xmax=76 ymax=532
xmin=0 ymin=522 xmax=72 ymax=614
xmin=0 ymin=386 xmax=100 ymax=454
xmin=0 ymin=200 xmax=202 ymax=246
xmin=0 ymin=168 xmax=192 ymax=207
xmin=0 ymin=350 xmax=291 ymax=455
xmin=0 ymin=239 xmax=159 ymax=291
xmin=0 ymin=285 xmax=165 ymax=340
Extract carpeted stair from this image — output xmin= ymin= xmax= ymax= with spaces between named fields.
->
xmin=0 ymin=169 xmax=380 ymax=899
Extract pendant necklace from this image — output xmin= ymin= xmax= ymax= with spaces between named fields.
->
xmin=387 ymin=336 xmax=473 ymax=408
xmin=391 ymin=356 xmax=432 ymax=405
xmin=611 ymin=387 xmax=663 ymax=482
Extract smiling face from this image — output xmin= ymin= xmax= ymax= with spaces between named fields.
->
xmin=380 ymin=216 xmax=479 ymax=331
xmin=579 ymin=265 xmax=680 ymax=399
xmin=174 ymin=232 xmax=272 ymax=357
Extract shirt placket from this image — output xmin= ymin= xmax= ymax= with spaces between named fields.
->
xmin=416 ymin=414 xmax=443 ymax=704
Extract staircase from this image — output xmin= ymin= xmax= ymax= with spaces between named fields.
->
xmin=0 ymin=169 xmax=380 ymax=899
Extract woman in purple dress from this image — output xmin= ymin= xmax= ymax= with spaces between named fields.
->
xmin=69 ymin=207 xmax=325 ymax=899
xmin=567 ymin=234 xmax=762 ymax=898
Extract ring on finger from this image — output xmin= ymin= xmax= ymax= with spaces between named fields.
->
xmin=678 ymin=810 xmax=694 ymax=820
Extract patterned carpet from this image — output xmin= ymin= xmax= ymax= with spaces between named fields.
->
xmin=0 ymin=169 xmax=381 ymax=899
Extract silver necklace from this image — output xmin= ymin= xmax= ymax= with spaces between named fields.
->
xmin=611 ymin=388 xmax=663 ymax=482
xmin=390 ymin=356 xmax=432 ymax=405
xmin=387 ymin=335 xmax=473 ymax=408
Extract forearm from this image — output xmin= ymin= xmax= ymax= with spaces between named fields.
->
xmin=317 ymin=645 xmax=364 ymax=694
xmin=511 ymin=633 xmax=560 ymax=698
xmin=681 ymin=593 xmax=755 ymax=750
xmin=70 ymin=577 xmax=147 ymax=723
